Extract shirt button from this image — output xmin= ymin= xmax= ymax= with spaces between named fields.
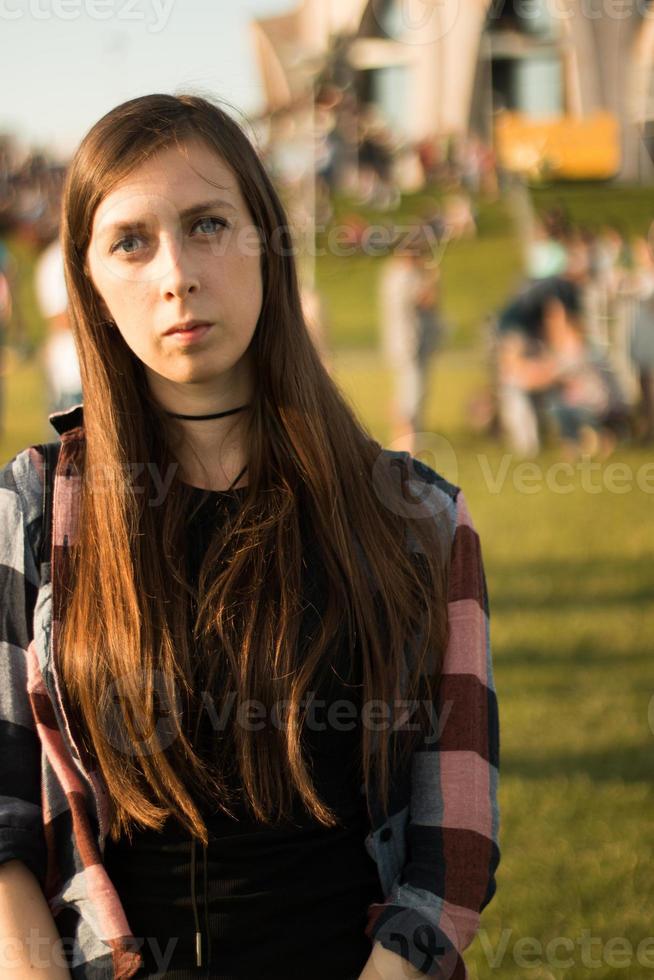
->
xmin=380 ymin=828 xmax=393 ymax=842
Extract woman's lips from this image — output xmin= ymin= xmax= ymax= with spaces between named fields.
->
xmin=166 ymin=323 xmax=213 ymax=344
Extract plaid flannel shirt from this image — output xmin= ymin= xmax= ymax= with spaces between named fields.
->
xmin=0 ymin=403 xmax=499 ymax=979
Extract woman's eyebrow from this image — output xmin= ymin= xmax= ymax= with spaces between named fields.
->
xmin=99 ymin=198 xmax=238 ymax=237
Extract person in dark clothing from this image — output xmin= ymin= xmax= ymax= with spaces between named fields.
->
xmin=0 ymin=94 xmax=499 ymax=980
xmin=497 ymin=276 xmax=626 ymax=457
xmin=494 ymin=276 xmax=581 ymax=455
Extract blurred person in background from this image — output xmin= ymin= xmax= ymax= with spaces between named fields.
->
xmin=559 ymin=225 xmax=613 ymax=352
xmin=356 ymin=105 xmax=398 ymax=210
xmin=624 ymin=235 xmax=654 ymax=443
xmin=0 ymin=238 xmax=13 ymax=434
xmin=0 ymin=236 xmax=29 ymax=434
xmin=499 ymin=278 xmax=625 ymax=460
xmin=314 ymin=85 xmax=352 ymax=225
xmin=492 ymin=192 xmax=633 ymax=455
xmin=494 ymin=276 xmax=567 ymax=457
xmin=441 ymin=193 xmax=477 ymax=241
xmin=34 ymin=234 xmax=83 ymax=414
xmin=525 ymin=214 xmax=569 ymax=281
xmin=379 ymin=228 xmax=445 ymax=452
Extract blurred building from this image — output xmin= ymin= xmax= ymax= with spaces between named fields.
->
xmin=251 ymin=0 xmax=654 ymax=183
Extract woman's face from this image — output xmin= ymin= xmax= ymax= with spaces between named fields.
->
xmin=85 ymin=137 xmax=264 ymax=406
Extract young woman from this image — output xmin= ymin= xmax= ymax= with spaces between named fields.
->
xmin=0 ymin=94 xmax=499 ymax=980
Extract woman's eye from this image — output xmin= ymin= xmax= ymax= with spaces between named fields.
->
xmin=111 ymin=235 xmax=143 ymax=255
xmin=108 ymin=217 xmax=227 ymax=256
xmin=193 ymin=216 xmax=229 ymax=236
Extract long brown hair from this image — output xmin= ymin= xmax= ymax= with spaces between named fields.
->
xmin=59 ymin=92 xmax=450 ymax=846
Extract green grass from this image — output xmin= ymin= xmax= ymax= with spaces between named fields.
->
xmin=332 ymin=350 xmax=654 ymax=980
xmin=530 ymin=182 xmax=654 ymax=237
xmin=315 ymin=180 xmax=654 ymax=354
xmin=2 ymin=182 xmax=653 ymax=979
xmin=0 ymin=350 xmax=49 ymax=454
xmin=316 ymin=191 xmax=523 ymax=349
xmin=5 ymin=232 xmax=49 ymax=352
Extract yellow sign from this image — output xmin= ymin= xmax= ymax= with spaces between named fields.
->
xmin=494 ymin=111 xmax=620 ymax=180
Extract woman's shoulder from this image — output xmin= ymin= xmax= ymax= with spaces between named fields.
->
xmin=0 ymin=444 xmax=53 ymax=579
xmin=372 ymin=447 xmax=462 ymax=548
xmin=375 ymin=447 xmax=459 ymax=493
xmin=0 ymin=444 xmax=48 ymax=505
xmin=0 ymin=444 xmax=52 ymax=549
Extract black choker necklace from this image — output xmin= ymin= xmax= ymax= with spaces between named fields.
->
xmin=164 ymin=404 xmax=250 ymax=420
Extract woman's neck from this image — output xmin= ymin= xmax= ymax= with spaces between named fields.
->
xmin=148 ymin=366 xmax=253 ymax=491
xmin=171 ymin=414 xmax=250 ymax=492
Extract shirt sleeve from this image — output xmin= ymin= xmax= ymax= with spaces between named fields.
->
xmin=366 ymin=488 xmax=500 ymax=979
xmin=0 ymin=450 xmax=48 ymax=889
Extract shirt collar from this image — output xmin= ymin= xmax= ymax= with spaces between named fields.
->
xmin=48 ymin=402 xmax=84 ymax=436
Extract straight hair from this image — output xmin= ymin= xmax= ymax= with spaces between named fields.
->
xmin=58 ymin=92 xmax=450 ymax=846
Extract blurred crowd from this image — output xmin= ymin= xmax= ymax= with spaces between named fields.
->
xmin=0 ymin=93 xmax=492 ymax=442
xmin=1 ymin=136 xmax=65 ymax=245
xmin=489 ymin=205 xmax=654 ymax=458
xmin=0 ymin=116 xmax=652 ymax=460
xmin=265 ymin=85 xmax=499 ymax=223
xmin=0 ymin=136 xmax=81 ymax=433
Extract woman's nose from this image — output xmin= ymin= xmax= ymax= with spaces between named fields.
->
xmin=158 ymin=235 xmax=200 ymax=299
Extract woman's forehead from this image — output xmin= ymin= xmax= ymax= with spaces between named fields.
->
xmin=91 ymin=142 xmax=243 ymax=234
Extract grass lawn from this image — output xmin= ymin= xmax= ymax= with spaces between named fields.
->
xmin=530 ymin=182 xmax=654 ymax=237
xmin=333 ymin=351 xmax=654 ymax=980
xmin=316 ymin=190 xmax=523 ymax=349
xmin=2 ymin=181 xmax=653 ymax=979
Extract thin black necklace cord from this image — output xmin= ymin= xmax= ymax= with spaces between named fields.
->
xmin=227 ymin=464 xmax=248 ymax=491
xmin=190 ymin=836 xmax=202 ymax=967
xmin=164 ymin=404 xmax=250 ymax=421
xmin=167 ymin=404 xmax=249 ymax=490
xmin=202 ymin=840 xmax=211 ymax=966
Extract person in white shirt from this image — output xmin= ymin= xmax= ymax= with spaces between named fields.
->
xmin=34 ymin=236 xmax=83 ymax=414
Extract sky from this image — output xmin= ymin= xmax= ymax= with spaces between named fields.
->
xmin=0 ymin=0 xmax=295 ymax=159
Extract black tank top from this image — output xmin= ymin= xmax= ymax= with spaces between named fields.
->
xmin=102 ymin=485 xmax=384 ymax=979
